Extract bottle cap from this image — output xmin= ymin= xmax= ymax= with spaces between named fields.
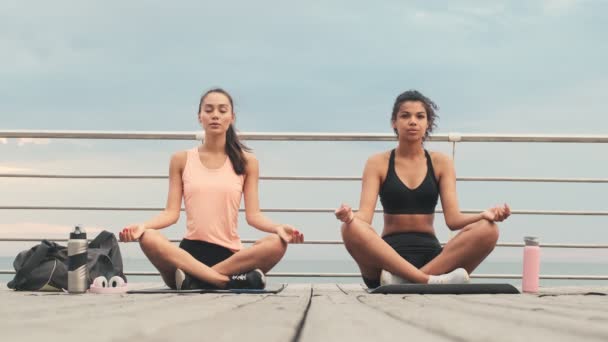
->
xmin=70 ymin=225 xmax=87 ymax=239
xmin=524 ymin=236 xmax=539 ymax=246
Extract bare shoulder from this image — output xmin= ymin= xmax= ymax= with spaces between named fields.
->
xmin=428 ymin=150 xmax=454 ymax=175
xmin=364 ymin=150 xmax=391 ymax=176
xmin=170 ymin=150 xmax=188 ymax=168
xmin=366 ymin=151 xmax=390 ymax=166
xmin=243 ymin=151 xmax=259 ymax=173
xmin=243 ymin=151 xmax=258 ymax=164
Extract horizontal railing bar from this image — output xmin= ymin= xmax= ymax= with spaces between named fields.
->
xmin=0 ymin=174 xmax=168 ymax=180
xmin=475 ymin=274 xmax=608 ymax=280
xmin=0 ymin=174 xmax=360 ymax=181
xmin=0 ymin=269 xmax=606 ymax=279
xmin=1 ymin=238 xmax=607 ymax=249
xmin=1 ymin=130 xmax=608 ymax=143
xmin=0 ymin=238 xmax=340 ymax=244
xmin=1 ymin=206 xmax=607 ymax=216
xmin=3 ymin=173 xmax=608 ymax=184
xmin=458 ymin=177 xmax=608 ymax=183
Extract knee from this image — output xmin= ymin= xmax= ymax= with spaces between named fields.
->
xmin=477 ymin=220 xmax=499 ymax=250
xmin=341 ymin=222 xmax=356 ymax=246
xmin=341 ymin=221 xmax=368 ymax=248
xmin=264 ymin=234 xmax=287 ymax=258
xmin=139 ymin=229 xmax=162 ymax=251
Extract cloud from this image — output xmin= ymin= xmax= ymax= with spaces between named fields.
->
xmin=0 ymin=222 xmax=103 ymax=238
xmin=0 ymin=165 xmax=33 ymax=173
xmin=17 ymin=138 xmax=51 ymax=146
xmin=541 ymin=0 xmax=580 ymax=15
xmin=453 ymin=78 xmax=608 ymax=134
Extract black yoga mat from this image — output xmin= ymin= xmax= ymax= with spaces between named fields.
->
xmin=127 ymin=283 xmax=285 ymax=294
xmin=368 ymin=283 xmax=520 ymax=294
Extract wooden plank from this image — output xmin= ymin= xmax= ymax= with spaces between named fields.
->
xmin=538 ymin=286 xmax=608 ymax=296
xmin=114 ymin=284 xmax=313 ymax=342
xmin=0 ymin=286 xmax=270 ymax=342
xmin=2 ymin=284 xmax=608 ymax=342
xmin=300 ymin=284 xmax=451 ymax=342
xmin=358 ymin=294 xmax=608 ymax=341
xmin=450 ymin=293 xmax=608 ymax=320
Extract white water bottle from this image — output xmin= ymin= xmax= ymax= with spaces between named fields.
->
xmin=68 ymin=225 xmax=88 ymax=293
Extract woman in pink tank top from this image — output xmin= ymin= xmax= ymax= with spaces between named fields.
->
xmin=119 ymin=88 xmax=304 ymax=290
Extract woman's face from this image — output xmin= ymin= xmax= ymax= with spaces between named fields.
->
xmin=392 ymin=100 xmax=428 ymax=142
xmin=198 ymin=92 xmax=234 ymax=134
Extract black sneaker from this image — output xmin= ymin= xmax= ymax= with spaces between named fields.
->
xmin=227 ymin=269 xmax=266 ymax=289
xmin=175 ymin=269 xmax=195 ymax=290
xmin=175 ymin=269 xmax=215 ymax=290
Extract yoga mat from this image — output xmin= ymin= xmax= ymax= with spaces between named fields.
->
xmin=127 ymin=283 xmax=286 ymax=294
xmin=368 ymin=283 xmax=520 ymax=294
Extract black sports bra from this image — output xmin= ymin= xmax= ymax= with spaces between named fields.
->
xmin=379 ymin=149 xmax=439 ymax=215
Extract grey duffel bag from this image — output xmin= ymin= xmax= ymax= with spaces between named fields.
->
xmin=7 ymin=230 xmax=126 ymax=291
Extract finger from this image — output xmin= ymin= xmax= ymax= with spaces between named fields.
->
xmin=278 ymin=233 xmax=288 ymax=244
xmin=283 ymin=232 xmax=292 ymax=243
xmin=495 ymin=209 xmax=503 ymax=219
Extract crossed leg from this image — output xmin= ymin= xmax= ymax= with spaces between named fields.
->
xmin=138 ymin=230 xmax=287 ymax=289
xmin=421 ymin=219 xmax=499 ymax=275
xmin=342 ymin=218 xmax=499 ymax=284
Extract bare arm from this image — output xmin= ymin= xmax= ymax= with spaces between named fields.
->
xmin=141 ymin=151 xmax=185 ymax=229
xmin=437 ymin=153 xmax=510 ymax=230
xmin=243 ymin=153 xmax=303 ymax=243
xmin=120 ymin=151 xmax=185 ymax=241
xmin=336 ymin=154 xmax=382 ymax=226
xmin=355 ymin=155 xmax=383 ymax=224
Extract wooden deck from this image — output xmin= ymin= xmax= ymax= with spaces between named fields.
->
xmin=2 ymin=283 xmax=608 ymax=341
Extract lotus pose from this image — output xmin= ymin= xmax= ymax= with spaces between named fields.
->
xmin=120 ymin=88 xmax=304 ymax=289
xmin=335 ymin=90 xmax=510 ymax=288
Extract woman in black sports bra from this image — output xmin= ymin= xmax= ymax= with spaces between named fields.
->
xmin=335 ymin=90 xmax=511 ymax=288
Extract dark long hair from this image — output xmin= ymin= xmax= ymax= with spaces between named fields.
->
xmin=198 ymin=88 xmax=251 ymax=175
xmin=391 ymin=90 xmax=439 ymax=141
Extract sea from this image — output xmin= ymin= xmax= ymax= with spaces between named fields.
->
xmin=2 ymin=257 xmax=607 ymax=288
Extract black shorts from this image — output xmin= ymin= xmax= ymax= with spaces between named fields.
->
xmin=363 ymin=232 xmax=443 ymax=289
xmin=179 ymin=238 xmax=235 ymax=266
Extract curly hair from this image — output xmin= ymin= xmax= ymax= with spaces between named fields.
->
xmin=391 ymin=90 xmax=439 ymax=141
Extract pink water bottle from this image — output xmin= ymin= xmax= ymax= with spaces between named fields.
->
xmin=522 ymin=236 xmax=540 ymax=293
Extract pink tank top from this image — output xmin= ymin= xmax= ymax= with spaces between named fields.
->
xmin=182 ymin=148 xmax=244 ymax=251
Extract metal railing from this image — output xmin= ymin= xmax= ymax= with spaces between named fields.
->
xmin=3 ymin=173 xmax=608 ymax=183
xmin=2 ymin=130 xmax=608 ymax=143
xmin=1 ymin=130 xmax=607 ymax=282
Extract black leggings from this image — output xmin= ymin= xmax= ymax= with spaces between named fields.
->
xmin=179 ymin=238 xmax=235 ymax=266
xmin=363 ymin=232 xmax=443 ymax=288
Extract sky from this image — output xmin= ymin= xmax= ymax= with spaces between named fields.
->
xmin=1 ymin=0 xmax=607 ymax=269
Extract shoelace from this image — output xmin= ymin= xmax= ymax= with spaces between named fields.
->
xmin=232 ymin=274 xmax=247 ymax=281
